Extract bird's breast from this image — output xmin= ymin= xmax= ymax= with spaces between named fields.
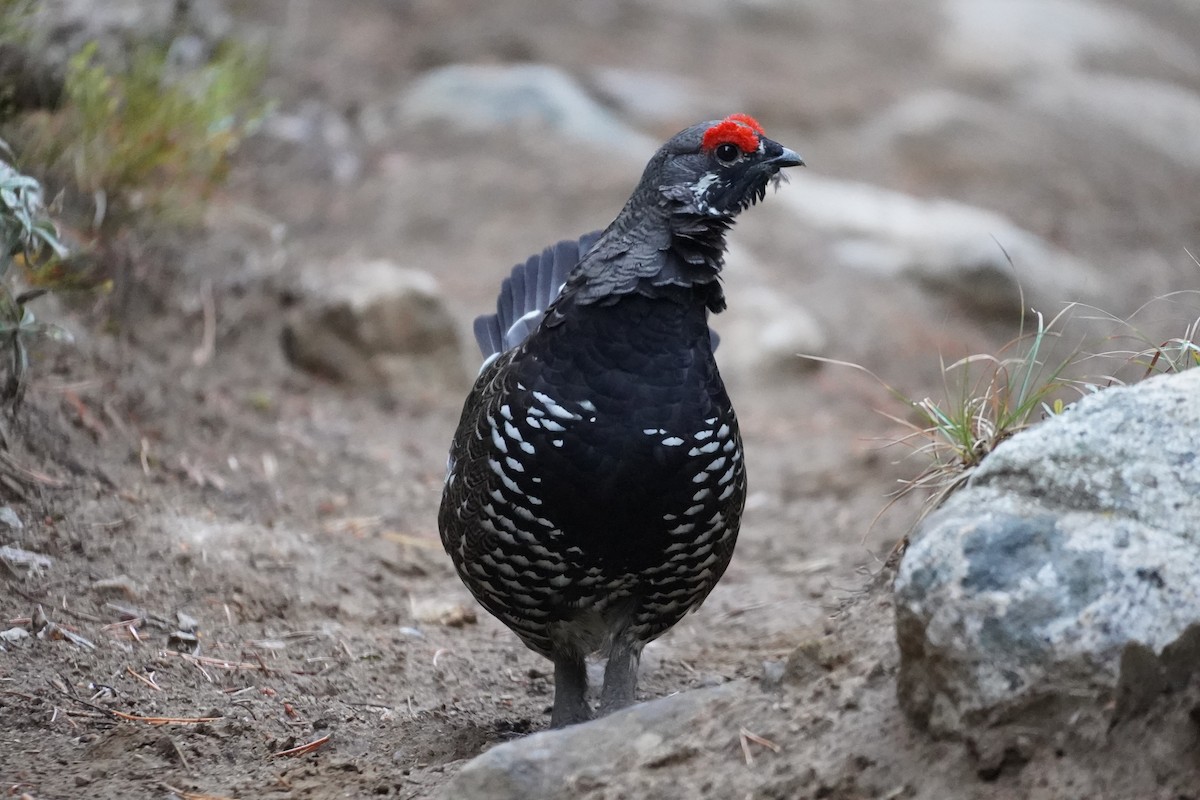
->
xmin=441 ymin=292 xmax=746 ymax=588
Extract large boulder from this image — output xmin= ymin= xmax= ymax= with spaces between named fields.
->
xmin=282 ymin=259 xmax=468 ymax=399
xmin=9 ymin=0 xmax=233 ymax=113
xmin=895 ymin=369 xmax=1200 ymax=759
xmin=714 ymin=244 xmax=827 ymax=382
xmin=439 ymin=684 xmax=737 ymax=800
xmin=590 ymin=67 xmax=740 ymax=129
xmin=31 ymin=0 xmax=233 ymax=69
xmin=1021 ymin=73 xmax=1200 ymax=173
xmin=938 ymin=0 xmax=1200 ymax=80
xmin=775 ymin=173 xmax=1103 ymax=316
xmin=397 ymin=63 xmax=656 ymax=158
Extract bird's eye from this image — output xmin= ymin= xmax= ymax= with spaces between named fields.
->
xmin=714 ymin=142 xmax=741 ymax=165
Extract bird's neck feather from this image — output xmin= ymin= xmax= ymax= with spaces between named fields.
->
xmin=567 ymin=198 xmax=731 ymax=312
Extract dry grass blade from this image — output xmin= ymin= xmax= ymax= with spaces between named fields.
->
xmin=159 ymin=650 xmax=268 ymax=672
xmin=0 ymin=451 xmax=67 ymax=487
xmin=381 ymin=530 xmax=442 ymax=549
xmin=819 ymin=281 xmax=1198 ymax=552
xmin=271 ymin=733 xmax=332 ymax=758
xmin=191 ymin=279 xmax=217 ymax=367
xmin=108 ymin=709 xmax=222 ymax=725
xmin=1072 ymin=288 xmax=1200 ymax=380
xmin=885 ymin=309 xmax=1084 ymax=527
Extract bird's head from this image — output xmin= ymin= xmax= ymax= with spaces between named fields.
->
xmin=653 ymin=113 xmax=804 ymax=218
xmin=565 ymin=114 xmax=803 ymax=312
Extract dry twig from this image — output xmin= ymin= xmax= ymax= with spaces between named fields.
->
xmin=738 ymin=727 xmax=781 ymax=766
xmin=125 ymin=665 xmax=163 ymax=691
xmin=107 ymin=709 xmax=222 ymax=725
xmin=0 ymin=451 xmax=67 ymax=489
xmin=159 ymin=650 xmax=267 ymax=672
xmin=381 ymin=530 xmax=442 ymax=549
xmin=271 ymin=733 xmax=331 ymax=758
xmin=191 ymin=280 xmax=217 ymax=367
xmin=62 ymin=389 xmax=107 ymax=439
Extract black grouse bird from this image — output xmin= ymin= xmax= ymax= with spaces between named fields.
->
xmin=439 ymin=114 xmax=803 ymax=727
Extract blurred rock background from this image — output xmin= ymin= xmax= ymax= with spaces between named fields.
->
xmin=227 ymin=0 xmax=1199 ymax=387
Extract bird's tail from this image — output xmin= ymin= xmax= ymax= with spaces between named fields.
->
xmin=473 ymin=231 xmax=602 ymax=358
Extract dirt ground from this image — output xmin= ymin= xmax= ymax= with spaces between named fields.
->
xmin=2 ymin=2 xmax=1198 ymax=799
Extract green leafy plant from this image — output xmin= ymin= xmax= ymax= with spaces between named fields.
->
xmin=14 ymin=38 xmax=269 ymax=235
xmin=0 ymin=0 xmax=34 ymax=46
xmin=0 ymin=147 xmax=71 ymax=406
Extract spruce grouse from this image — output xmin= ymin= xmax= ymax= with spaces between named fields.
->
xmin=439 ymin=114 xmax=803 ymax=727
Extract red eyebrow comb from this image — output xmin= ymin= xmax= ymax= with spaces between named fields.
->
xmin=726 ymin=113 xmax=764 ymax=135
xmin=701 ymin=114 xmax=764 ymax=153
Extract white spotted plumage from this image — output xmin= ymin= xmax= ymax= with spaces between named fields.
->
xmin=440 ymin=113 xmax=797 ymax=729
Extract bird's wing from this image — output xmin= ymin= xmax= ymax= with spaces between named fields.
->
xmin=473 ymin=230 xmax=603 ymax=358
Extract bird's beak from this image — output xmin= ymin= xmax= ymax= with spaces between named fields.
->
xmin=769 ymin=146 xmax=805 ymax=169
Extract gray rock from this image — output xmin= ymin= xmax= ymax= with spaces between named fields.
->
xmin=282 ymin=259 xmax=467 ymax=396
xmin=0 ymin=506 xmax=23 ymax=531
xmin=938 ymin=0 xmax=1200 ymax=79
xmin=398 ymin=64 xmax=656 ymax=158
xmin=853 ymin=82 xmax=1200 ymax=276
xmin=0 ymin=545 xmax=51 ymax=570
xmin=0 ymin=627 xmax=30 ymax=644
xmin=776 ymin=173 xmax=1102 ymax=314
xmin=31 ymin=0 xmax=233 ymax=70
xmin=439 ymin=683 xmax=737 ymax=800
xmin=715 ymin=246 xmax=827 ymax=381
xmin=895 ymin=369 xmax=1200 ymax=750
xmin=1021 ymin=73 xmax=1200 ymax=173
xmin=261 ymin=100 xmax=362 ymax=184
xmin=590 ymin=67 xmax=740 ymax=129
xmin=626 ymin=0 xmax=810 ymax=23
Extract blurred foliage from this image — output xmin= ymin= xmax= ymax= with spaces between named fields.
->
xmin=0 ymin=0 xmax=52 ymax=121
xmin=0 ymin=148 xmax=71 ymax=407
xmin=0 ymin=0 xmax=33 ymax=45
xmin=14 ymin=40 xmax=269 ymax=236
xmin=0 ymin=0 xmax=268 ymax=393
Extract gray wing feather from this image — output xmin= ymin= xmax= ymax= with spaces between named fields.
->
xmin=473 ymin=231 xmax=603 ymax=358
xmin=472 ymin=315 xmax=503 ymax=357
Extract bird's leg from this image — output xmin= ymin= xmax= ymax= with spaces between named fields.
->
xmin=598 ymin=635 xmax=642 ymax=716
xmin=550 ymin=652 xmax=591 ymax=728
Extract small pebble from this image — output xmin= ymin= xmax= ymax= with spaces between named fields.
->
xmin=0 ymin=627 xmax=30 ymax=643
xmin=91 ymin=574 xmax=142 ymax=599
xmin=0 ymin=506 xmax=23 ymax=530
